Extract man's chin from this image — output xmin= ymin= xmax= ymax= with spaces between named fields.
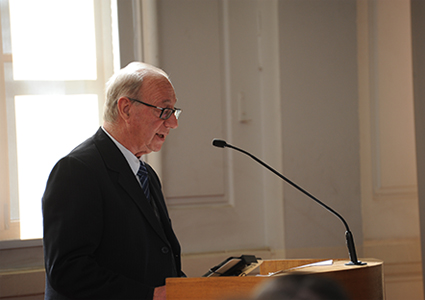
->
xmin=147 ymin=143 xmax=164 ymax=153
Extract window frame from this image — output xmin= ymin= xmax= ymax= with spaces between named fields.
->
xmin=0 ymin=0 xmax=117 ymax=247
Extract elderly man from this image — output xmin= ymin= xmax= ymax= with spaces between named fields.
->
xmin=43 ymin=62 xmax=184 ymax=300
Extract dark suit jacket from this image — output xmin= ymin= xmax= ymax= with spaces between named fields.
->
xmin=42 ymin=128 xmax=183 ymax=300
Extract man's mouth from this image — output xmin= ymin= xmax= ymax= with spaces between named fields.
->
xmin=156 ymin=133 xmax=165 ymax=139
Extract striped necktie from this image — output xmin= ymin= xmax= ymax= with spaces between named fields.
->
xmin=137 ymin=162 xmax=163 ymax=226
xmin=137 ymin=162 xmax=151 ymax=201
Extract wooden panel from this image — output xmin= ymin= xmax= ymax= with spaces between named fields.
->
xmin=167 ymin=259 xmax=384 ymax=300
xmin=259 ymin=258 xmax=325 ymax=275
xmin=260 ymin=259 xmax=384 ymax=300
xmin=166 ymin=277 xmax=268 ymax=300
xmin=0 ymin=268 xmax=45 ymax=299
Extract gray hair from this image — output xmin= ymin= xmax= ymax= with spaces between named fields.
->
xmin=103 ymin=62 xmax=169 ymax=123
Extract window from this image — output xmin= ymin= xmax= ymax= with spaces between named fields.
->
xmin=0 ymin=0 xmax=118 ymax=241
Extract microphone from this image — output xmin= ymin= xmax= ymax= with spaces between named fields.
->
xmin=212 ymin=139 xmax=228 ymax=148
xmin=212 ymin=138 xmax=365 ymax=266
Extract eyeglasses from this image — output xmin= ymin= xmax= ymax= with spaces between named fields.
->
xmin=127 ymin=97 xmax=181 ymax=120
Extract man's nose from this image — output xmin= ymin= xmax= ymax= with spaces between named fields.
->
xmin=164 ymin=114 xmax=178 ymax=129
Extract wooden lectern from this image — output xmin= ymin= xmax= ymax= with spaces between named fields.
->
xmin=166 ymin=258 xmax=384 ymax=300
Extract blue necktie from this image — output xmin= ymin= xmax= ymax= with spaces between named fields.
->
xmin=137 ymin=162 xmax=151 ymax=201
xmin=137 ymin=162 xmax=162 ymax=226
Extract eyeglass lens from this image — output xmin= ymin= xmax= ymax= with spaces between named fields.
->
xmin=160 ymin=108 xmax=181 ymax=120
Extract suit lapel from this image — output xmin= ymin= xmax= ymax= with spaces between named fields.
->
xmin=146 ymin=164 xmax=180 ymax=248
xmin=92 ymin=128 xmax=169 ymax=243
xmin=117 ymin=171 xmax=168 ymax=240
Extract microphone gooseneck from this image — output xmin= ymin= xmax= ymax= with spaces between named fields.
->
xmin=212 ymin=138 xmax=365 ymax=266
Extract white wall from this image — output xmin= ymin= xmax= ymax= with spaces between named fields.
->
xmin=155 ymin=0 xmax=361 ymax=265
xmin=277 ymin=0 xmax=362 ymax=258
xmin=155 ymin=0 xmax=423 ymax=299
xmin=158 ymin=0 xmax=285 ymax=258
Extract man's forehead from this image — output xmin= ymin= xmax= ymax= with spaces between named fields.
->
xmin=159 ymin=97 xmax=178 ymax=107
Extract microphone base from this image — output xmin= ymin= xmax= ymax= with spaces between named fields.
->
xmin=345 ymin=261 xmax=367 ymax=266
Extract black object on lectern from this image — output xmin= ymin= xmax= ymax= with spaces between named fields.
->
xmin=202 ymin=255 xmax=262 ymax=277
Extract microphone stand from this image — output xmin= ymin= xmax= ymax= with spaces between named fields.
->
xmin=212 ymin=139 xmax=365 ymax=266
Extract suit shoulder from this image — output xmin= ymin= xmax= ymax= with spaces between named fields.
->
xmin=67 ymin=135 xmax=102 ymax=165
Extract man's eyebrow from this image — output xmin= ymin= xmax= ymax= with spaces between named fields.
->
xmin=160 ymin=99 xmax=177 ymax=107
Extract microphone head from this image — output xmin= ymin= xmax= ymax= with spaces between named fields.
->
xmin=212 ymin=139 xmax=228 ymax=148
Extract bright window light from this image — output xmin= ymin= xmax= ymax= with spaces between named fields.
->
xmin=8 ymin=0 xmax=97 ymax=81
xmin=14 ymin=95 xmax=100 ymax=239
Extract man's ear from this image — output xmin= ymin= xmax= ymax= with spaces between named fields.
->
xmin=117 ymin=97 xmax=132 ymax=121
